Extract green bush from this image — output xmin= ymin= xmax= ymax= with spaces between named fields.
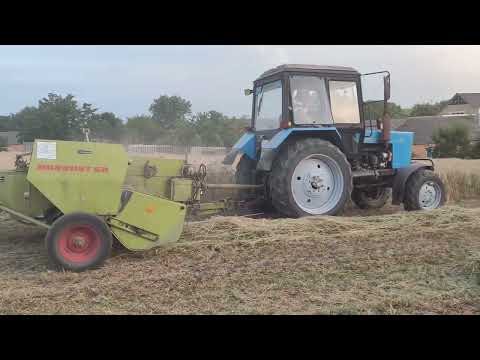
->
xmin=432 ymin=123 xmax=471 ymax=158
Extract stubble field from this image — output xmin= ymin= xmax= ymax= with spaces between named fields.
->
xmin=0 ymin=151 xmax=479 ymax=314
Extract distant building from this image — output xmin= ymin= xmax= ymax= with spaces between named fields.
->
xmin=440 ymin=93 xmax=480 ymax=119
xmin=392 ymin=115 xmax=480 ymax=158
xmin=0 ymin=131 xmax=20 ymax=146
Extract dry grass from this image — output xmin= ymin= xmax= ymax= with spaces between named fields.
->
xmin=439 ymin=172 xmax=480 ymax=202
xmin=0 ymin=206 xmax=479 ymax=314
xmin=434 ymin=158 xmax=480 ymax=175
xmin=432 ymin=159 xmax=480 ymax=202
xmin=1 ymin=153 xmax=480 ymax=314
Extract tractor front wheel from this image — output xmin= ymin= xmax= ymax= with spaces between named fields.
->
xmin=45 ymin=212 xmax=113 ymax=272
xmin=403 ymin=169 xmax=446 ymax=211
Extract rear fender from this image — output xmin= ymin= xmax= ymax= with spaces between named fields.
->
xmin=391 ymin=163 xmax=434 ymax=205
xmin=222 ymin=132 xmax=256 ymax=165
xmin=256 ymin=128 xmax=341 ymax=171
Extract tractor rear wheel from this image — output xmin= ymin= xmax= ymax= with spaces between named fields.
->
xmin=45 ymin=212 xmax=113 ymax=272
xmin=352 ymin=187 xmax=390 ymax=209
xmin=269 ymin=138 xmax=352 ymax=217
xmin=403 ymin=169 xmax=446 ymax=211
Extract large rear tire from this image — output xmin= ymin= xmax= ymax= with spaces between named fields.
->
xmin=269 ymin=138 xmax=352 ymax=217
xmin=352 ymin=187 xmax=390 ymax=210
xmin=45 ymin=212 xmax=113 ymax=272
xmin=403 ymin=169 xmax=446 ymax=211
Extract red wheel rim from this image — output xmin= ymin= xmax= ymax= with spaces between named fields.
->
xmin=57 ymin=224 xmax=101 ymax=264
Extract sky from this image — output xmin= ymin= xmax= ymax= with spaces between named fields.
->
xmin=1 ymin=45 xmax=480 ymax=119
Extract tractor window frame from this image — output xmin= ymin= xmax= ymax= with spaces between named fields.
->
xmin=252 ymin=77 xmax=285 ymax=132
xmin=327 ymin=80 xmax=362 ymax=125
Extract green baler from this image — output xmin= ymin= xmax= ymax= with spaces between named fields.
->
xmin=0 ymin=140 xmax=255 ymax=272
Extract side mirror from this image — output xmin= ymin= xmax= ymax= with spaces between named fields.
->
xmin=244 ymin=89 xmax=253 ymax=96
xmin=383 ymin=75 xmax=391 ymax=101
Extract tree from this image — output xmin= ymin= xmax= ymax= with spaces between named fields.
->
xmin=125 ymin=115 xmax=161 ymax=144
xmin=432 ymin=123 xmax=471 ymax=158
xmin=11 ymin=93 xmax=127 ymax=143
xmin=88 ymin=112 xmax=125 ymax=142
xmin=363 ymin=102 xmax=409 ymax=121
xmin=14 ymin=93 xmax=96 ymax=142
xmin=192 ymin=111 xmax=246 ymax=147
xmin=149 ymin=95 xmax=192 ymax=130
xmin=0 ymin=115 xmax=15 ymax=131
xmin=194 ymin=111 xmax=225 ymax=146
xmin=173 ymin=121 xmax=199 ymax=146
xmin=409 ymin=100 xmax=449 ymax=117
xmin=218 ymin=115 xmax=249 ymax=146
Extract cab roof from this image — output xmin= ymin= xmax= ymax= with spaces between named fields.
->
xmin=257 ymin=64 xmax=360 ymax=81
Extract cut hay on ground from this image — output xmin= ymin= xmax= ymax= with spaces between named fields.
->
xmin=0 ymin=206 xmax=479 ymax=314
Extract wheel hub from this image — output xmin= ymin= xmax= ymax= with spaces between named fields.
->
xmin=72 ymin=235 xmax=87 ymax=249
xmin=419 ymin=181 xmax=441 ymax=209
xmin=302 ymin=173 xmax=328 ymax=196
xmin=310 ymin=176 xmax=323 ymax=190
xmin=57 ymin=225 xmax=101 ymax=263
xmin=291 ymin=154 xmax=344 ymax=215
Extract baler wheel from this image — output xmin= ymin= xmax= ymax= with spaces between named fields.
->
xmin=45 ymin=212 xmax=113 ymax=272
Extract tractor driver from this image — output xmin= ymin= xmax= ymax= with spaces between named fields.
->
xmin=293 ymin=88 xmax=320 ymax=123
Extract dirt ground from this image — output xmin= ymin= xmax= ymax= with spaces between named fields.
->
xmin=0 ymin=150 xmax=479 ymax=314
xmin=0 ymin=151 xmax=19 ymax=170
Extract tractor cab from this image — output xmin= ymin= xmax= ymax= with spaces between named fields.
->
xmin=239 ymin=64 xmax=394 ymax=166
xmin=251 ymin=64 xmax=364 ymax=132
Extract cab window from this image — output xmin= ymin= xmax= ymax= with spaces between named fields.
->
xmin=290 ymin=76 xmax=333 ymax=125
xmin=328 ymin=81 xmax=360 ymax=124
xmin=254 ymin=80 xmax=283 ymax=131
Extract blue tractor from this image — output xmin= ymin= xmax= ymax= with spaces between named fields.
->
xmin=223 ymin=64 xmax=446 ymax=217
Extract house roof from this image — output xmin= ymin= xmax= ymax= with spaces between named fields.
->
xmin=392 ymin=115 xmax=480 ymax=145
xmin=454 ymin=93 xmax=480 ymax=107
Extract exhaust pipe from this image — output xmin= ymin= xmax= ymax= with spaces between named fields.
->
xmin=381 ymin=111 xmax=391 ymax=142
xmin=381 ymin=73 xmax=391 ymax=142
